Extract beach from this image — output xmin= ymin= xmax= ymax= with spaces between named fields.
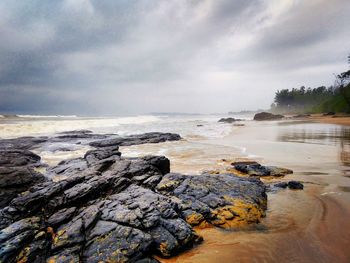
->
xmin=1 ymin=115 xmax=350 ymax=262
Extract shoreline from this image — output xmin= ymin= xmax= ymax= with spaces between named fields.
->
xmin=1 ymin=118 xmax=350 ymax=262
xmin=307 ymin=114 xmax=350 ymax=126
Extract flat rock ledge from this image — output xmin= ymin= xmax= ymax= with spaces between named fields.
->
xmin=0 ymin=132 xmax=268 ymax=263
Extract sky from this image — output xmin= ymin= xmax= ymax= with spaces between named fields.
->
xmin=0 ymin=0 xmax=349 ymax=115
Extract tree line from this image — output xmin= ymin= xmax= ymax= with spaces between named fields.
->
xmin=271 ymin=55 xmax=350 ymax=114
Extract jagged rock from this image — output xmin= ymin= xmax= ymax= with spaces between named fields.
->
xmin=253 ymin=112 xmax=284 ymax=121
xmin=0 ymin=149 xmax=46 ymax=209
xmin=0 ymin=137 xmax=48 ymax=150
xmin=232 ymin=161 xmax=293 ymax=177
xmin=0 ymin=167 xmax=46 ymax=208
xmin=156 ymin=173 xmax=267 ymax=228
xmin=89 ymin=132 xmax=181 ymax=147
xmin=0 ymin=149 xmax=41 ymax=167
xmin=0 ymin=131 xmax=274 ymax=262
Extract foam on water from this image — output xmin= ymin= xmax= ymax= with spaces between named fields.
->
xmin=0 ymin=114 xmax=238 ymax=140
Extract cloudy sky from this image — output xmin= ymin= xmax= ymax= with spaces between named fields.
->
xmin=0 ymin=0 xmax=349 ymax=115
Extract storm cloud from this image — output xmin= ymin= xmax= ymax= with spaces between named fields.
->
xmin=0 ymin=0 xmax=349 ymax=115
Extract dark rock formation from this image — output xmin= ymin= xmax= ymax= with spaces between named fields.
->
xmin=232 ymin=161 xmax=293 ymax=177
xmin=253 ymin=112 xmax=284 ymax=121
xmin=323 ymin=112 xmax=335 ymax=116
xmin=0 ymin=153 xmax=202 ymax=262
xmin=218 ymin=117 xmax=244 ymax=123
xmin=218 ymin=117 xmax=236 ymax=123
xmin=293 ymin=114 xmax=311 ymax=118
xmin=89 ymin=132 xmax=181 ymax=147
xmin=287 ymin=181 xmax=304 ymax=190
xmin=157 ymin=173 xmax=267 ymax=228
xmin=0 ymin=149 xmax=46 ymax=209
xmin=0 ymin=131 xmax=270 ymax=262
xmin=273 ymin=181 xmax=304 ymax=190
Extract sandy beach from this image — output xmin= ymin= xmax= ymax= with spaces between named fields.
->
xmin=120 ymin=118 xmax=350 ymax=263
xmin=154 ymin=119 xmax=350 ymax=262
xmin=1 ymin=115 xmax=350 ymax=262
xmin=308 ymin=114 xmax=350 ymax=126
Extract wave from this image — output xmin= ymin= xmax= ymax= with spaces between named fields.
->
xmin=0 ymin=115 xmax=162 ymax=138
xmin=16 ymin=115 xmax=78 ymax=118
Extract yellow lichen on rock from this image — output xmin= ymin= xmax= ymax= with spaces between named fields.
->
xmin=210 ymin=197 xmax=266 ymax=228
xmin=185 ymin=212 xmax=205 ymax=226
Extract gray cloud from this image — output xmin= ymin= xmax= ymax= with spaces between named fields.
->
xmin=0 ymin=0 xmax=349 ymax=115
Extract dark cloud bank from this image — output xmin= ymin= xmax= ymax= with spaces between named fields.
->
xmin=0 ymin=0 xmax=349 ymax=115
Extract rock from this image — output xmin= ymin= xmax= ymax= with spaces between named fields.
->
xmin=287 ymin=181 xmax=304 ymax=190
xmin=0 ymin=149 xmax=46 ymax=209
xmin=323 ymin=112 xmax=335 ymax=116
xmin=253 ymin=112 xmax=284 ymax=121
xmin=0 ymin=167 xmax=46 ymax=208
xmin=273 ymin=182 xmax=288 ymax=189
xmin=293 ymin=114 xmax=311 ymax=118
xmin=0 ymin=149 xmax=41 ymax=167
xmin=0 ymin=131 xmax=278 ymax=262
xmin=0 ymin=137 xmax=48 ymax=150
xmin=218 ymin=117 xmax=236 ymax=123
xmin=157 ymin=173 xmax=267 ymax=228
xmin=218 ymin=117 xmax=244 ymax=123
xmin=89 ymin=132 xmax=181 ymax=147
xmin=0 ymin=151 xmax=204 ymax=262
xmin=272 ymin=181 xmax=304 ymax=191
xmin=232 ymin=161 xmax=293 ymax=177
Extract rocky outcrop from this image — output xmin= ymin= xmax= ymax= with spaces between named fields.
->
xmin=89 ymin=132 xmax=181 ymax=147
xmin=0 ymin=149 xmax=46 ymax=208
xmin=157 ymin=173 xmax=267 ymax=228
xmin=218 ymin=117 xmax=244 ymax=123
xmin=231 ymin=161 xmax=293 ymax=177
xmin=0 ymin=132 xmax=270 ymax=262
xmin=274 ymin=181 xmax=304 ymax=190
xmin=218 ymin=118 xmax=236 ymax=123
xmin=253 ymin=112 xmax=284 ymax=121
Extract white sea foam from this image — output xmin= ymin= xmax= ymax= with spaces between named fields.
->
xmin=17 ymin=115 xmax=78 ymax=118
xmin=0 ymin=115 xmax=161 ymax=138
xmin=0 ymin=114 xmax=234 ymax=140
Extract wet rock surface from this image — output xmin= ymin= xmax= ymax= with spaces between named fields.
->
xmin=218 ymin=117 xmax=243 ymax=123
xmin=0 ymin=131 xmax=276 ymax=262
xmin=89 ymin=132 xmax=182 ymax=147
xmin=157 ymin=173 xmax=267 ymax=228
xmin=253 ymin=112 xmax=284 ymax=121
xmin=0 ymin=149 xmax=46 ymax=209
xmin=232 ymin=161 xmax=293 ymax=177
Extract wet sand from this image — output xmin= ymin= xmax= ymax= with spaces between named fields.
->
xmin=123 ymin=120 xmax=350 ymax=263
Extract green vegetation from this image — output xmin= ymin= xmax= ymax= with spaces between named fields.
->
xmin=271 ymin=55 xmax=350 ymax=114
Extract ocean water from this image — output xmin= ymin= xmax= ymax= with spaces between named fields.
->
xmin=0 ymin=114 xmax=250 ymax=171
xmin=0 ymin=114 xmax=251 ymax=139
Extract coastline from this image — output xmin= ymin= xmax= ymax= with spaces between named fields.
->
xmin=1 ymin=116 xmax=350 ymax=262
xmin=159 ymin=118 xmax=350 ymax=262
xmin=307 ymin=114 xmax=350 ymax=126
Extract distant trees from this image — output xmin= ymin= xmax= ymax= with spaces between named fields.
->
xmin=272 ymin=54 xmax=350 ymax=114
